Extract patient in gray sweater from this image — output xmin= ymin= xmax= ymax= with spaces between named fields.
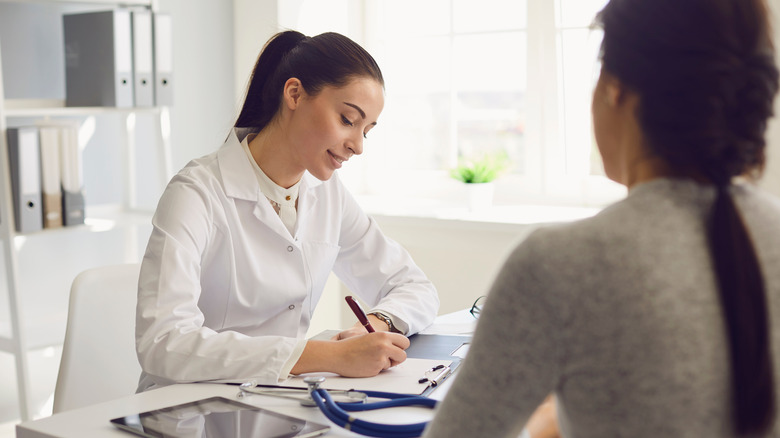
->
xmin=425 ymin=179 xmax=780 ymax=437
xmin=424 ymin=0 xmax=780 ymax=436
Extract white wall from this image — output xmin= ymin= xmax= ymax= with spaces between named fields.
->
xmin=232 ymin=0 xmax=279 ymax=106
xmin=372 ymin=216 xmax=538 ymax=314
xmin=158 ymin=0 xmax=236 ymax=172
xmin=305 ymin=216 xmax=545 ymax=336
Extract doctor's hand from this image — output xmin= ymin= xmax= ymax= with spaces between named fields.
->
xmin=333 ymin=332 xmax=410 ymax=376
xmin=336 ymin=314 xmax=393 ymax=340
xmin=292 ymin=333 xmax=410 ymax=378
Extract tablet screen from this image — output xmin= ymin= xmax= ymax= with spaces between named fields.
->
xmin=110 ymin=396 xmax=330 ymax=438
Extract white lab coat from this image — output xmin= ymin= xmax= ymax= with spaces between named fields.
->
xmin=136 ymin=128 xmax=439 ymax=390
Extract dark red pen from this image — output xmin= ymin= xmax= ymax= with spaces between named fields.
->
xmin=345 ymin=295 xmax=375 ymax=333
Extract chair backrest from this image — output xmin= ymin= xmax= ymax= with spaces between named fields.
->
xmin=53 ymin=263 xmax=142 ymax=413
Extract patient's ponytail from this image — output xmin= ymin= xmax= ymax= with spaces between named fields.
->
xmin=710 ymin=183 xmax=774 ymax=434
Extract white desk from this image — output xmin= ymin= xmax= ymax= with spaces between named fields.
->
xmin=17 ymin=311 xmax=475 ymax=438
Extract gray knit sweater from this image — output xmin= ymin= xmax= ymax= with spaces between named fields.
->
xmin=424 ymin=178 xmax=780 ymax=438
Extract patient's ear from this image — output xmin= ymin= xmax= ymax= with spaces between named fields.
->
xmin=601 ymin=70 xmax=628 ymax=107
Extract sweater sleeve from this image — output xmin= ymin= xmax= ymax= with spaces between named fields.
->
xmin=423 ymin=230 xmax=563 ymax=438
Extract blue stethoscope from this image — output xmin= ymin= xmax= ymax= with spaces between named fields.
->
xmin=238 ymin=375 xmax=439 ymax=437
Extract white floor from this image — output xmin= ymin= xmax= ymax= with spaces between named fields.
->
xmin=0 ymin=346 xmax=62 ymax=437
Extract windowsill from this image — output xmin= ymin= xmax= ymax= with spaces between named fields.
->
xmin=344 ymin=169 xmax=621 ymax=227
xmin=356 ymin=194 xmax=602 ymax=226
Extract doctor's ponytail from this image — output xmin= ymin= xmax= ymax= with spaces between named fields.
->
xmin=235 ymin=30 xmax=384 ymax=131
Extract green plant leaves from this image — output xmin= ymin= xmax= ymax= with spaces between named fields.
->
xmin=450 ymin=151 xmax=510 ymax=183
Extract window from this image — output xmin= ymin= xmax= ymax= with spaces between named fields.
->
xmin=555 ymin=0 xmax=613 ymax=180
xmin=289 ymin=0 xmax=625 ymax=207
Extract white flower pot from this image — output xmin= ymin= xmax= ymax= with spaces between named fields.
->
xmin=465 ymin=182 xmax=494 ymax=211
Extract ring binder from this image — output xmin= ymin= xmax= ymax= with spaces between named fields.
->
xmin=37 ymin=125 xmax=63 ymax=228
xmin=153 ymin=13 xmax=173 ymax=106
xmin=64 ymin=10 xmax=134 ymax=107
xmin=131 ymin=10 xmax=154 ymax=107
xmin=6 ymin=127 xmax=43 ymax=233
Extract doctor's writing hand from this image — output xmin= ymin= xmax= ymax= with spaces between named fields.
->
xmin=332 ymin=332 xmax=410 ymax=376
xmin=336 ymin=313 xmax=393 ymax=340
xmin=335 ymin=325 xmax=369 ymax=340
xmin=291 ymin=333 xmax=410 ymax=378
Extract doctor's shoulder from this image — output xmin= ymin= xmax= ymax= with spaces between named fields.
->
xmin=157 ymin=152 xmax=227 ymax=211
xmin=164 ymin=150 xmax=222 ymax=189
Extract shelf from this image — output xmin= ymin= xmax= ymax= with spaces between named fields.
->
xmin=0 ymin=0 xmax=166 ymax=421
xmin=3 ymin=99 xmax=162 ymax=117
xmin=11 ymin=205 xmax=153 ymax=238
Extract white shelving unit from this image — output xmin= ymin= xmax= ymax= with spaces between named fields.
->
xmin=0 ymin=0 xmax=170 ymax=421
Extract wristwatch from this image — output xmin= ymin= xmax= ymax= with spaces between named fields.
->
xmin=369 ymin=311 xmax=400 ymax=333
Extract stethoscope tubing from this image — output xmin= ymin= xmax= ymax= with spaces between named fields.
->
xmin=338 ymin=390 xmax=437 ymax=411
xmin=311 ymin=388 xmax=436 ymax=437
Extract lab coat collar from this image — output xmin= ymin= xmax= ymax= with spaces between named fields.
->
xmin=218 ymin=128 xmax=262 ymax=202
xmin=218 ymin=127 xmax=323 ymax=240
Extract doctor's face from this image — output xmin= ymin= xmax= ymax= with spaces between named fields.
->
xmin=289 ymin=77 xmax=385 ymax=181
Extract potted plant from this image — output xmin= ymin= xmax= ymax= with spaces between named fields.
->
xmin=450 ymin=151 xmax=510 ymax=210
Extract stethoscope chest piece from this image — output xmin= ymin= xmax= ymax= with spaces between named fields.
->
xmin=302 ymin=376 xmax=325 ymax=407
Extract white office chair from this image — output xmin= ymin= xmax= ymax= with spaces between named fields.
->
xmin=53 ymin=263 xmax=142 ymax=413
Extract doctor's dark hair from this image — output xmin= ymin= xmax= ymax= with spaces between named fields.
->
xmin=234 ymin=30 xmax=384 ymax=130
xmin=597 ymin=0 xmax=778 ymax=435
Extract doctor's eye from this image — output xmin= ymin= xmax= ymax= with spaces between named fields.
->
xmin=341 ymin=115 xmax=354 ymax=127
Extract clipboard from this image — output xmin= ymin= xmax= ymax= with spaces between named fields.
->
xmin=405 ymin=334 xmax=470 ymax=396
xmin=406 ymin=334 xmax=470 ymax=361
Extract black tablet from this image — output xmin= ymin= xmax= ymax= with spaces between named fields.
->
xmin=110 ymin=396 xmax=330 ymax=438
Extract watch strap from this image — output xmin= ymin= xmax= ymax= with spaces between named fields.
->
xmin=369 ymin=311 xmax=400 ymax=333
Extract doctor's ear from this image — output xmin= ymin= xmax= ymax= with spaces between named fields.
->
xmin=283 ymin=78 xmax=305 ymax=110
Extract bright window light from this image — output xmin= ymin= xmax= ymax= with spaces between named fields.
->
xmin=292 ymin=0 xmax=624 ymax=207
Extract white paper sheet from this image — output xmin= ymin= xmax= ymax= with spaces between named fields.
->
xmin=280 ymin=358 xmax=452 ymax=395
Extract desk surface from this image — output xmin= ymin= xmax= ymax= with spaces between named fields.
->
xmin=17 ymin=311 xmax=476 ymax=438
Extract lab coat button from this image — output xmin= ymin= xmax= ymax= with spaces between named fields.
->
xmin=288 ymin=304 xmax=295 ymax=310
xmin=287 ymin=245 xmax=293 ymax=252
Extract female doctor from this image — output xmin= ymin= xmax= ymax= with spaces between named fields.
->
xmin=135 ymin=30 xmax=439 ymax=391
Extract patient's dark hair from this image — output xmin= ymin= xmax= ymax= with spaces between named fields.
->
xmin=235 ymin=30 xmax=384 ymax=131
xmin=596 ymin=0 xmax=778 ymax=434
